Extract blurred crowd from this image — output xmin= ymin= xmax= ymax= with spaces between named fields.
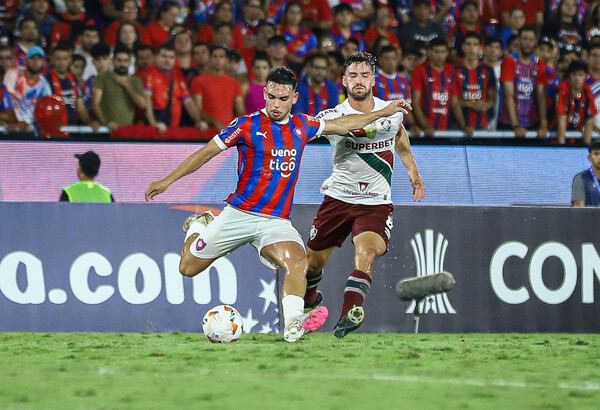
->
xmin=0 ymin=0 xmax=598 ymax=144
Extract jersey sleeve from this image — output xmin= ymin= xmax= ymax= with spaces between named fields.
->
xmin=213 ymin=116 xmax=249 ymax=150
xmin=300 ymin=113 xmax=325 ymax=140
xmin=316 ymin=107 xmax=341 ymax=120
xmin=572 ymin=173 xmax=586 ymax=203
xmin=500 ymin=57 xmax=515 ymax=83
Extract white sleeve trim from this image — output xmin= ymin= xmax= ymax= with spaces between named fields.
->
xmin=212 ymin=135 xmax=228 ymax=151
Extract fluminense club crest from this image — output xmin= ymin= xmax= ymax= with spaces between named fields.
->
xmin=407 ymin=229 xmax=456 ymax=315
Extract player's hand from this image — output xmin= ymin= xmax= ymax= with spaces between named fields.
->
xmin=537 ymin=124 xmax=548 ymax=139
xmin=423 ymin=127 xmax=435 ymax=137
xmin=410 ymin=172 xmax=425 ymax=201
xmin=513 ymin=126 xmax=527 ymax=138
xmin=145 ymin=179 xmax=170 ymax=201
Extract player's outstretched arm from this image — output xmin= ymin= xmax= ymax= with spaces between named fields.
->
xmin=322 ymin=99 xmax=412 ymax=135
xmin=145 ymin=139 xmax=222 ymax=201
xmin=395 ymin=124 xmax=425 ymax=201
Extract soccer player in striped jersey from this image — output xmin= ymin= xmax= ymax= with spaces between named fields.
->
xmin=455 ymin=31 xmax=497 ymax=130
xmin=555 ymin=60 xmax=597 ymax=145
xmin=145 ymin=66 xmax=411 ymax=343
xmin=305 ymin=52 xmax=425 ymax=338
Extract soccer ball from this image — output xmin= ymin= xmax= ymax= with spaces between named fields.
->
xmin=202 ymin=305 xmax=244 ymax=343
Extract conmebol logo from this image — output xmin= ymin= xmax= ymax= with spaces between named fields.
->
xmin=408 ymin=230 xmax=456 ymax=315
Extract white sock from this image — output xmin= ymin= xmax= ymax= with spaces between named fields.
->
xmin=282 ymin=294 xmax=304 ymax=328
xmin=184 ymin=221 xmax=207 ymax=242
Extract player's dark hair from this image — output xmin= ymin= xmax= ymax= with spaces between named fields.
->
xmin=589 ymin=140 xmax=600 ymax=152
xmin=266 ymin=66 xmax=298 ymax=90
xmin=90 ymin=42 xmax=111 ymax=59
xmin=343 ymin=51 xmax=376 ymax=75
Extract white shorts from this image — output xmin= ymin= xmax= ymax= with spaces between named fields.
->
xmin=189 ymin=205 xmax=306 ymax=269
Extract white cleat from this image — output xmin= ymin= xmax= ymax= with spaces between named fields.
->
xmin=283 ymin=306 xmax=329 ymax=343
xmin=182 ymin=211 xmax=214 ymax=233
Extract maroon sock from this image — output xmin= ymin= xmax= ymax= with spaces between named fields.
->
xmin=340 ymin=269 xmax=372 ymax=320
xmin=304 ymin=271 xmax=323 ymax=307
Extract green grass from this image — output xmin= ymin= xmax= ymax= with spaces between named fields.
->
xmin=0 ymin=332 xmax=599 ymax=409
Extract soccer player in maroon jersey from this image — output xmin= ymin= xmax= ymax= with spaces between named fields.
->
xmin=411 ymin=37 xmax=472 ymax=137
xmin=455 ymin=31 xmax=497 ymax=130
xmin=555 ymin=60 xmax=597 ymax=145
xmin=144 ymin=66 xmax=411 ymax=342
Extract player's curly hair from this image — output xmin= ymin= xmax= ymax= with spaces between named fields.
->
xmin=266 ymin=66 xmax=298 ymax=90
xmin=343 ymin=52 xmax=377 ymax=75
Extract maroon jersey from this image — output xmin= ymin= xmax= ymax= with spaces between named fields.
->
xmin=555 ymin=81 xmax=597 ymax=131
xmin=455 ymin=62 xmax=496 ymax=129
xmin=411 ymin=61 xmax=458 ymax=130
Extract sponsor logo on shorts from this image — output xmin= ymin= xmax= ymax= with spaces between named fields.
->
xmin=309 ymin=225 xmax=318 ymax=240
xmin=196 ymin=238 xmax=207 ymax=251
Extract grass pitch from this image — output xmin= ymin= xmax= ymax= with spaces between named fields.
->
xmin=0 ymin=332 xmax=598 ymax=409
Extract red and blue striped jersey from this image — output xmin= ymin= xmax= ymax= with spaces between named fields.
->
xmin=373 ymin=69 xmax=411 ymax=102
xmin=280 ymin=26 xmax=317 ymax=59
xmin=455 ymin=62 xmax=496 ymax=129
xmin=213 ymin=110 xmax=325 ymax=219
xmin=411 ymin=61 xmax=458 ymax=130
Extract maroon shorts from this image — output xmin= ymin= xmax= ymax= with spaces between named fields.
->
xmin=307 ymin=195 xmax=394 ymax=251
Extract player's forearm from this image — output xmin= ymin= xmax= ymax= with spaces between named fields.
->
xmin=163 ymin=142 xmax=219 ymax=185
xmin=557 ymin=115 xmax=567 ymax=143
xmin=91 ymin=102 xmax=107 ymax=125
xmin=396 ymin=127 xmax=419 ymax=174
xmin=537 ymin=87 xmax=547 ymax=123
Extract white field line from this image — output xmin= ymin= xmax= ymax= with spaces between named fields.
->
xmin=288 ymin=373 xmax=600 ymax=392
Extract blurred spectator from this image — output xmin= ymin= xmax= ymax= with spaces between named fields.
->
xmin=327 ymin=50 xmax=345 ymax=100
xmin=542 ymin=0 xmax=587 ymax=56
xmin=400 ymin=0 xmax=447 ymax=49
xmin=450 ymin=1 xmax=488 ymax=62
xmin=244 ymin=52 xmax=270 ymax=113
xmin=50 ymin=0 xmax=95 ymax=48
xmin=236 ymin=0 xmax=265 ymax=47
xmin=46 ymin=43 xmax=91 ymax=126
xmin=134 ymin=43 xmax=154 ymax=73
xmin=499 ymin=7 xmax=525 ymax=49
xmin=266 ymin=34 xmax=288 ymax=69
xmin=505 ymin=34 xmax=519 ymax=56
xmin=557 ymin=48 xmax=580 ymax=80
xmin=193 ymin=0 xmax=225 ymax=28
xmin=316 ymin=32 xmax=337 ymax=54
xmin=242 ymin=20 xmax=275 ymax=78
xmin=191 ymin=44 xmax=244 ymax=133
xmin=501 ymin=0 xmax=544 ymax=34
xmin=293 ymin=52 xmax=338 ymax=115
xmin=331 ymin=4 xmax=365 ymax=52
xmin=498 ymin=26 xmax=548 ymax=138
xmin=75 ymin=26 xmax=101 ymax=81
xmin=335 ymin=0 xmax=374 ymax=33
xmin=137 ymin=43 xmax=204 ymax=131
xmin=104 ymin=0 xmax=148 ymax=47
xmin=226 ymin=48 xmax=247 ymax=83
xmin=0 ymin=67 xmax=19 ymax=128
xmin=60 ymin=151 xmax=114 ymax=203
xmin=365 ymin=5 xmax=401 ymax=52
xmin=70 ymin=53 xmax=86 ymax=104
xmin=197 ymin=1 xmax=245 ymax=50
xmin=82 ymin=43 xmax=112 ymax=111
xmin=587 ymin=4 xmax=600 ymax=41
xmin=0 ymin=45 xmax=14 ymax=72
xmin=280 ymin=1 xmax=318 ymax=70
xmin=483 ymin=35 xmax=503 ymax=130
xmin=586 ymin=43 xmax=600 ymax=131
xmin=15 ymin=0 xmax=57 ymax=49
xmin=3 ymin=46 xmax=52 ymax=125
xmin=401 ymin=45 xmax=423 ymax=77
xmin=431 ymin=0 xmax=462 ymax=35
xmin=144 ymin=1 xmax=180 ymax=50
xmin=116 ymin=22 xmax=141 ymax=70
xmin=555 ymin=60 xmax=596 ymax=144
xmin=340 ymin=38 xmax=359 ymax=58
xmin=173 ymin=29 xmax=197 ymax=88
xmin=455 ymin=32 xmax=497 ymax=130
xmin=14 ymin=19 xmax=42 ymax=68
xmin=374 ymin=45 xmax=414 ymax=128
xmin=411 ymin=37 xmax=470 ymax=136
xmin=571 ymin=140 xmax=600 ymax=206
xmin=300 ymin=0 xmax=332 ymax=32
xmin=548 ymin=0 xmax=588 ymax=26
xmin=537 ymin=37 xmax=560 ymax=130
xmin=192 ymin=41 xmax=210 ymax=76
xmin=370 ymin=36 xmax=391 ymax=60
xmin=153 ymin=0 xmax=191 ymax=24
xmin=92 ymin=44 xmax=148 ymax=130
